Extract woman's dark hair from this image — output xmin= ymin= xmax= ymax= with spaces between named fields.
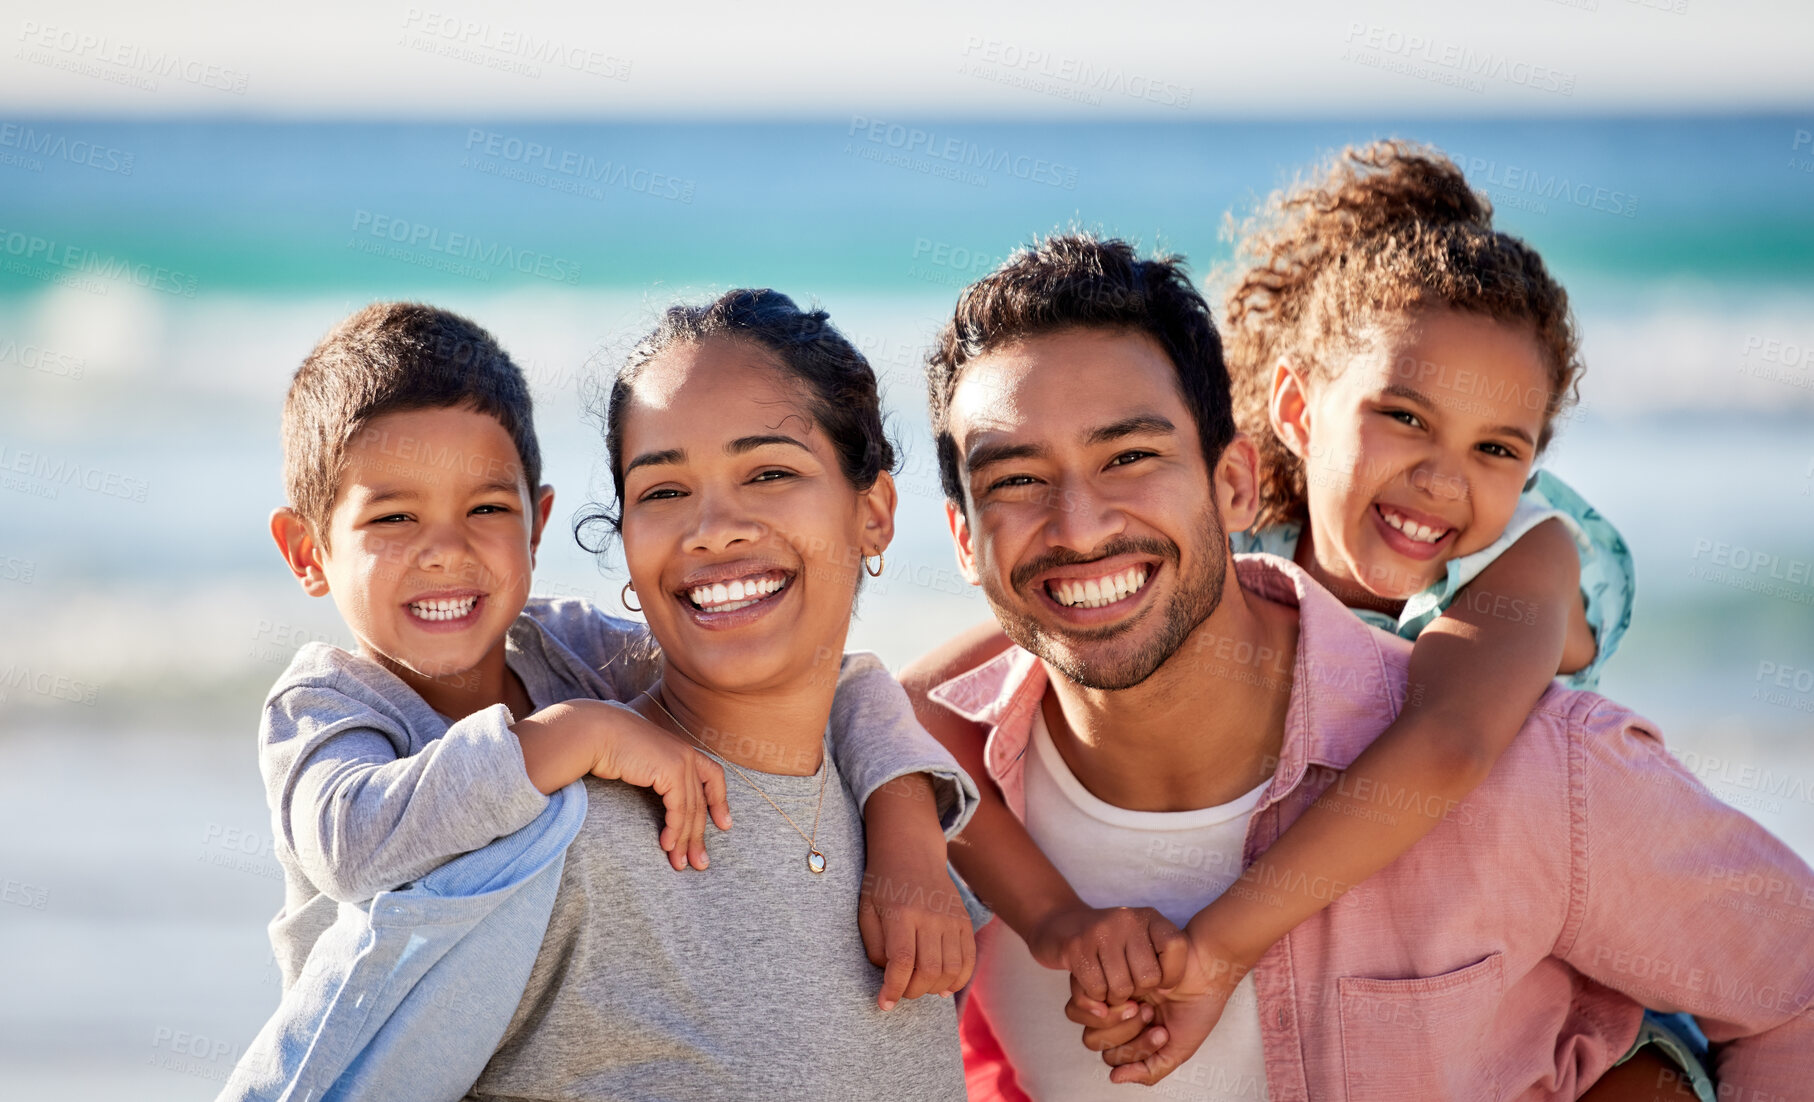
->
xmin=577 ymin=288 xmax=898 ymax=543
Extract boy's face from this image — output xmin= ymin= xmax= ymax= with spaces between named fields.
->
xmin=276 ymin=406 xmax=553 ymax=684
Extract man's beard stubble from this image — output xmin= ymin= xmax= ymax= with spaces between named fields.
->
xmin=983 ymin=504 xmax=1228 ymax=692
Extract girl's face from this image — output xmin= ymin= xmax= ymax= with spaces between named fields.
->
xmin=617 ymin=336 xmax=895 ymax=697
xmin=1272 ymin=308 xmax=1553 ymax=604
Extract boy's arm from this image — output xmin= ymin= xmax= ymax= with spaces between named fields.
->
xmin=267 ymin=688 xmax=551 ymax=902
xmin=1092 ymin=518 xmax=1589 ymax=1083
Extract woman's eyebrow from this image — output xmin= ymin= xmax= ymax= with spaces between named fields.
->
xmin=726 ymin=434 xmax=812 ymax=456
xmin=625 ymin=448 xmax=685 ymax=475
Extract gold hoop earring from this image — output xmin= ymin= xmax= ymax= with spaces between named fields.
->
xmin=864 ymin=552 xmax=884 ymax=578
xmin=621 ymin=581 xmax=641 ymax=612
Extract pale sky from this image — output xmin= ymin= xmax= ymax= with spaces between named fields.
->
xmin=5 ymin=0 xmax=1812 ymax=116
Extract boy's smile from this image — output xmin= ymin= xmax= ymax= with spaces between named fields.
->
xmin=275 ymin=405 xmax=553 ymax=716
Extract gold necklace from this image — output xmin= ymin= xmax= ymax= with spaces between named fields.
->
xmin=640 ymin=689 xmax=830 ymax=875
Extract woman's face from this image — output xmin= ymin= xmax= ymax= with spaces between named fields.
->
xmin=1275 ymin=307 xmax=1552 ymax=603
xmin=617 ymin=336 xmax=895 ymax=696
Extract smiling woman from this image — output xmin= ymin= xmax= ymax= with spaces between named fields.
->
xmin=466 ymin=289 xmax=968 ymax=1101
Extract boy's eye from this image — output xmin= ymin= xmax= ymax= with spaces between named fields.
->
xmin=371 ymin=513 xmax=412 ymax=524
xmin=471 ymin=503 xmax=512 ymax=515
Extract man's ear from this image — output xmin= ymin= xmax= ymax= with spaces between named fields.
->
xmin=945 ymin=498 xmax=981 ymax=586
xmin=528 ymin=484 xmax=556 ymax=564
xmin=1213 ymin=433 xmax=1263 ymax=535
xmin=1269 ymin=357 xmax=1313 ymax=462
xmin=270 ymin=507 xmax=331 ymax=597
xmin=858 ymin=470 xmax=898 ymax=559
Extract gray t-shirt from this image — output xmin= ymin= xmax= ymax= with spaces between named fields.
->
xmin=469 ymin=734 xmax=966 ymax=1102
xmin=258 ymin=597 xmax=973 ymax=990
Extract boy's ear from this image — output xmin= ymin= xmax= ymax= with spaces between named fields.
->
xmin=270 ymin=508 xmax=331 ymax=597
xmin=945 ymin=499 xmax=981 ymax=586
xmin=858 ymin=470 xmax=897 ymax=558
xmin=1213 ymin=433 xmax=1263 ymax=535
xmin=1269 ymin=357 xmax=1313 ymax=462
xmin=527 ymin=484 xmax=556 ymax=564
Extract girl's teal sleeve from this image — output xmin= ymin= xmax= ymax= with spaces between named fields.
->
xmin=1521 ymin=470 xmax=1635 ymax=690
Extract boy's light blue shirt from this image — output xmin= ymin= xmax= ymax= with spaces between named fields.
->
xmin=1231 ymin=470 xmax=1635 ymax=689
xmin=219 ymin=781 xmax=589 ymax=1102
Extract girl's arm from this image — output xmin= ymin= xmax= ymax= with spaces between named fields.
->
xmin=900 ymin=622 xmax=1190 ymax=1006
xmin=1182 ymin=516 xmax=1588 ymax=978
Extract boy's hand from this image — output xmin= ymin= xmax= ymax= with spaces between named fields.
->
xmin=858 ymin=774 xmax=975 ymax=1010
xmin=584 ymin=700 xmax=732 ymax=872
xmin=1027 ymin=904 xmax=1190 ymax=1007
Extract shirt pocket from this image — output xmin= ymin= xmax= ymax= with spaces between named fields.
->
xmin=1336 ymin=950 xmax=1505 ymax=1101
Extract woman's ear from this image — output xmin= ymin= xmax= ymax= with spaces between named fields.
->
xmin=1269 ymin=358 xmax=1314 ymax=461
xmin=858 ymin=470 xmax=897 ymax=558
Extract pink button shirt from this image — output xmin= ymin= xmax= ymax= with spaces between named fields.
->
xmin=932 ymin=555 xmax=1814 ymax=1101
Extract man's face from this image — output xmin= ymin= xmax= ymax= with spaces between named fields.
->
xmin=943 ymin=327 xmax=1236 ymax=691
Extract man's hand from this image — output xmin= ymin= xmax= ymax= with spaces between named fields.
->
xmin=1028 ymin=905 xmax=1190 ymax=1006
xmin=858 ymin=773 xmax=976 ymax=1010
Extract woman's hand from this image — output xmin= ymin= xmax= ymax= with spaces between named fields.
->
xmin=858 ymin=773 xmax=976 ymax=1010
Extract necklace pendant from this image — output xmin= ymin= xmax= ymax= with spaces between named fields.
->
xmin=807 ymin=850 xmax=827 ymax=874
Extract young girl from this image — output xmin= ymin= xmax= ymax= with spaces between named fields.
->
xmin=925 ymin=143 xmax=1703 ymax=1097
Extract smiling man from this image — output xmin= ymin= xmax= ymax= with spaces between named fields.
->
xmin=902 ymin=234 xmax=1814 ymax=1101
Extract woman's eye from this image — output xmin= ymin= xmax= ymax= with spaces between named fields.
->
xmin=751 ymin=469 xmax=796 ymax=483
xmin=639 ymin=488 xmax=684 ymax=502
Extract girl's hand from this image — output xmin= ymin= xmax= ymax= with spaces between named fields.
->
xmin=1028 ymin=904 xmax=1190 ymax=1007
xmin=586 ymin=700 xmax=732 ymax=871
xmin=1087 ymin=931 xmax=1246 ymax=1086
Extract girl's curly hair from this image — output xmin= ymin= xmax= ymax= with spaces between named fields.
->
xmin=1221 ymin=140 xmax=1584 ymax=530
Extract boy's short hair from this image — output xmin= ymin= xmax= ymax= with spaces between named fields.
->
xmin=924 ymin=233 xmax=1234 ymax=506
xmin=282 ymin=302 xmax=541 ymax=534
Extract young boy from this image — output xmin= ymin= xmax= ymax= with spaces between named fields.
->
xmin=256 ymin=302 xmax=976 ymax=1014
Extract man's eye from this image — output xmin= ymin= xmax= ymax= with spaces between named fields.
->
xmin=1108 ymin=450 xmax=1153 ymax=467
xmin=988 ymin=475 xmax=1038 ymax=491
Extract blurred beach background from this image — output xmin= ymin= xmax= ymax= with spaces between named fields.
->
xmin=2 ymin=2 xmax=1812 ymax=1097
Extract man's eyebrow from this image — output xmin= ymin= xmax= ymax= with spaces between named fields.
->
xmin=1086 ymin=414 xmax=1177 ymax=445
xmin=965 ymin=439 xmax=1046 ymax=474
xmin=727 ymin=434 xmax=813 ymax=456
xmin=624 ymin=448 xmax=684 ymax=476
xmin=1381 ymin=383 xmax=1536 ymax=446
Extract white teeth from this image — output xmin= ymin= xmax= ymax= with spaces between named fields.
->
xmin=409 ymin=595 xmax=478 ymax=622
xmin=1049 ymin=566 xmax=1150 ymax=609
xmin=689 ymin=574 xmax=786 ymax=611
xmin=1380 ymin=507 xmax=1445 ymax=544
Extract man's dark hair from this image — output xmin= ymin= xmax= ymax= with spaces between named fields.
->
xmin=282 ymin=302 xmax=541 ymax=535
xmin=924 ymin=233 xmax=1233 ymax=505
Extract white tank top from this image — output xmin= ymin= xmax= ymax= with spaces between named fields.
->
xmin=969 ymin=709 xmax=1272 ymax=1101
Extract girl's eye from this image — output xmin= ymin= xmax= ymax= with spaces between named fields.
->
xmin=1478 ymin=442 xmax=1517 ymax=460
xmin=1385 ymin=409 xmax=1426 ymax=430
